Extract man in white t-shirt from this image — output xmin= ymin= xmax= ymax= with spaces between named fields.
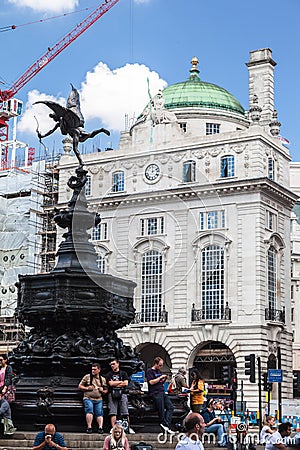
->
xmin=175 ymin=413 xmax=205 ymax=450
xmin=265 ymin=422 xmax=292 ymax=450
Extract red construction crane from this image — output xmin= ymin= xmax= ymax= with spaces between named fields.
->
xmin=0 ymin=0 xmax=120 ymax=167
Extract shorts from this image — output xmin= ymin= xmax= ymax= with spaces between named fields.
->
xmin=108 ymin=393 xmax=128 ymax=417
xmin=83 ymin=398 xmax=103 ymax=417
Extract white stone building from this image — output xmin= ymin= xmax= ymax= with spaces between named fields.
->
xmin=57 ymin=48 xmax=297 ymax=410
xmin=290 ymin=163 xmax=300 ymax=395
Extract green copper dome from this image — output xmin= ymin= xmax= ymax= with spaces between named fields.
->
xmin=163 ymin=57 xmax=245 ymax=116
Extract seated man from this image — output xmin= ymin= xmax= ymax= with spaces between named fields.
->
xmin=78 ymin=362 xmax=108 ymax=434
xmin=201 ymin=398 xmax=227 ymax=447
xmin=0 ymin=391 xmax=16 ymax=436
xmin=265 ymin=422 xmax=292 ymax=450
xmin=33 ymin=424 xmax=67 ymax=450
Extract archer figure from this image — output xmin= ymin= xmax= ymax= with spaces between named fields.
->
xmin=34 ymin=84 xmax=110 ymax=166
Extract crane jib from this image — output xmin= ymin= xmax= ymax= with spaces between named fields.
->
xmin=0 ymin=0 xmax=120 ymax=103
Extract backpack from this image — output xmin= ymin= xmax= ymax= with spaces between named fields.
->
xmin=167 ymin=376 xmax=176 ymax=394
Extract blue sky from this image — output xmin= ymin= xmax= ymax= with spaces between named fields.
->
xmin=1 ymin=0 xmax=300 ymax=162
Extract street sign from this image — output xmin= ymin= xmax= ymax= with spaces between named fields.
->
xmin=131 ymin=371 xmax=145 ymax=384
xmin=268 ymin=369 xmax=283 ymax=383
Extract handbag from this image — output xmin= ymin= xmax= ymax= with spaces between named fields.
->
xmin=111 ymin=388 xmax=123 ymax=400
xmin=3 ymin=385 xmax=16 ymax=403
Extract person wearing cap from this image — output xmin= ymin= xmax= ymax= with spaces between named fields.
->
xmin=201 ymin=398 xmax=227 ymax=447
xmin=78 ymin=362 xmax=108 ymax=434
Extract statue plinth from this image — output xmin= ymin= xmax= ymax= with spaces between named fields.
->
xmin=10 ymin=166 xmax=141 ymax=430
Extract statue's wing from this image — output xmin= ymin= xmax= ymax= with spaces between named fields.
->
xmin=34 ymin=101 xmax=81 ymax=128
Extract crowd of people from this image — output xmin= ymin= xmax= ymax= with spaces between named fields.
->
xmin=1 ymin=353 xmax=299 ymax=450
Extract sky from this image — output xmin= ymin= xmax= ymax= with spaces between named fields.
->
xmin=1 ymin=0 xmax=300 ymax=162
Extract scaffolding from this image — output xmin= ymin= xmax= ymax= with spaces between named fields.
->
xmin=0 ymin=149 xmax=60 ymax=350
xmin=0 ymin=316 xmax=25 ymax=353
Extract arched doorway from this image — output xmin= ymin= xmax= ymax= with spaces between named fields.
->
xmin=192 ymin=341 xmax=236 ymax=384
xmin=135 ymin=342 xmax=172 ymax=373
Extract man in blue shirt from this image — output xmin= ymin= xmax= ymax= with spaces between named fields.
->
xmin=33 ymin=424 xmax=67 ymax=450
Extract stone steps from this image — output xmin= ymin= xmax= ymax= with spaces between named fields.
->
xmin=0 ymin=432 xmax=265 ymax=450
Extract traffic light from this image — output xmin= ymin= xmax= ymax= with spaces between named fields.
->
xmin=293 ymin=371 xmax=300 ymax=396
xmin=262 ymin=372 xmax=268 ymax=390
xmin=245 ymin=353 xmax=256 ymax=383
xmin=232 ymin=369 xmax=238 ymax=390
xmin=222 ymin=365 xmax=232 ymax=384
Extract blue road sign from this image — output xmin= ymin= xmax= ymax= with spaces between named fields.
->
xmin=268 ymin=369 xmax=283 ymax=383
xmin=131 ymin=371 xmax=145 ymax=384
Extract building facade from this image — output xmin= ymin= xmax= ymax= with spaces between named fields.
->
xmin=57 ymin=49 xmax=297 ymax=409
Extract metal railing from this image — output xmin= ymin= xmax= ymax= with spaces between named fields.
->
xmin=132 ymin=306 xmax=168 ymax=324
xmin=191 ymin=302 xmax=231 ymax=321
xmin=265 ymin=307 xmax=285 ymax=324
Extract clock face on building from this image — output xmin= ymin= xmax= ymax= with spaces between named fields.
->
xmin=145 ymin=164 xmax=160 ymax=182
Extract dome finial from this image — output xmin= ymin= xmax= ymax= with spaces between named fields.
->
xmin=189 ymin=56 xmax=200 ymax=80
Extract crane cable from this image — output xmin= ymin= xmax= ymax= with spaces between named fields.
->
xmin=0 ymin=6 xmax=93 ymax=33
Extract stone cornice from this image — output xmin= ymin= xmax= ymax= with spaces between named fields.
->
xmin=58 ymin=128 xmax=291 ymax=171
xmin=79 ymin=177 xmax=297 ymax=210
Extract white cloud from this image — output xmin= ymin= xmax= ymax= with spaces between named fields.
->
xmin=81 ymin=62 xmax=167 ymax=131
xmin=19 ymin=62 xmax=167 ymax=135
xmin=7 ymin=0 xmax=78 ymax=13
xmin=18 ymin=90 xmax=66 ymax=135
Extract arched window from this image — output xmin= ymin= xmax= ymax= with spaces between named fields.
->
xmin=112 ymin=171 xmax=125 ymax=192
xmin=268 ymin=246 xmax=277 ymax=310
xmin=141 ymin=250 xmax=162 ymax=322
xmin=201 ymin=245 xmax=224 ymax=319
xmin=220 ymin=155 xmax=235 ymax=178
xmin=183 ymin=160 xmax=196 ymax=182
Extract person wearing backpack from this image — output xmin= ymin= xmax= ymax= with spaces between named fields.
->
xmin=174 ymin=367 xmax=188 ymax=395
xmin=78 ymin=362 xmax=108 ymax=434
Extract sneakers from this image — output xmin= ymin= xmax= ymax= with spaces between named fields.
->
xmin=98 ymin=428 xmax=104 ymax=434
xmin=86 ymin=428 xmax=92 ymax=434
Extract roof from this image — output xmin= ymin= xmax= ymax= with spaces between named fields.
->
xmin=163 ymin=57 xmax=245 ymax=116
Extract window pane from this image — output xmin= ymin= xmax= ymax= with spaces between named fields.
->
xmin=96 ymin=255 xmax=106 ymax=273
xmin=141 ymin=250 xmax=162 ymax=322
xmin=85 ymin=175 xmax=91 ymax=196
xmin=201 ymin=245 xmax=224 ymax=319
xmin=268 ymin=158 xmax=274 ymax=180
xmin=112 ymin=171 xmax=124 ymax=192
xmin=268 ymin=246 xmax=276 ymax=310
xmin=221 ymin=155 xmax=235 ymax=178
xmin=183 ymin=160 xmax=196 ymax=182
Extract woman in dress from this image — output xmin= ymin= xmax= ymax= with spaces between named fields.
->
xmin=189 ymin=369 xmax=205 ymax=413
xmin=103 ymin=424 xmax=130 ymax=450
